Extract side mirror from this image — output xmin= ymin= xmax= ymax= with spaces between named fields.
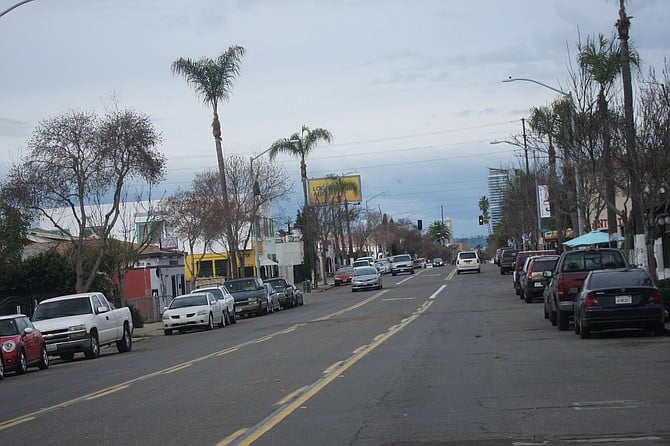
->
xmin=97 ymin=306 xmax=109 ymax=314
xmin=23 ymin=327 xmax=34 ymax=335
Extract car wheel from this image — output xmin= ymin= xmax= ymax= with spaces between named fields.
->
xmin=557 ymin=310 xmax=569 ymax=331
xmin=38 ymin=343 xmax=50 ymax=370
xmin=500 ymin=269 xmax=505 ymax=275
xmin=524 ymin=290 xmax=532 ymax=304
xmin=392 ymin=272 xmax=397 ymax=276
xmin=550 ymin=306 xmax=557 ymax=326
xmin=230 ymin=310 xmax=237 ymax=324
xmin=16 ymin=348 xmax=28 ymax=374
xmin=218 ymin=312 xmax=226 ymax=327
xmin=206 ymin=314 xmax=214 ymax=330
xmin=59 ymin=353 xmax=75 ymax=361
xmin=580 ymin=321 xmax=591 ymax=339
xmin=477 ymin=269 xmax=481 ymax=273
xmin=84 ymin=332 xmax=100 ymax=359
xmin=543 ymin=302 xmax=549 ymax=319
xmin=456 ymin=270 xmax=460 ymax=275
xmin=574 ymin=313 xmax=581 ymax=335
xmin=164 ymin=329 xmax=173 ymax=336
xmin=653 ymin=324 xmax=666 ymax=336
xmin=0 ymin=354 xmax=4 ymax=380
xmin=116 ymin=324 xmax=132 ymax=353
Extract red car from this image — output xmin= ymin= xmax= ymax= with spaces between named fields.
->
xmin=0 ymin=314 xmax=49 ymax=377
xmin=334 ymin=267 xmax=353 ymax=286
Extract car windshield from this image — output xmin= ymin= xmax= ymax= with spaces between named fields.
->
xmin=589 ymin=269 xmax=653 ymax=288
xmin=0 ymin=318 xmax=19 ymax=336
xmin=224 ymin=279 xmax=257 ymax=292
xmin=354 ymin=267 xmax=377 ymax=276
xmin=33 ymin=297 xmax=92 ymax=320
xmin=169 ymin=294 xmax=208 ymax=309
xmin=393 ymin=255 xmax=411 ymax=262
xmin=197 ymin=288 xmax=222 ymax=299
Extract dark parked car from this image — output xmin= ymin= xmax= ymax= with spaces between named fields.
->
xmin=573 ymin=268 xmax=666 ymax=338
xmin=223 ymin=277 xmax=268 ymax=317
xmin=519 ymin=255 xmax=559 ymax=303
xmin=499 ymin=249 xmax=517 ymax=275
xmin=544 ymin=247 xmax=629 ymax=330
xmin=0 ymin=314 xmax=49 ymax=375
xmin=264 ymin=277 xmax=296 ymax=309
xmin=513 ymin=250 xmax=555 ymax=294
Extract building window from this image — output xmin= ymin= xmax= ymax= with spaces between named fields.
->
xmin=197 ymin=260 xmax=213 ymax=278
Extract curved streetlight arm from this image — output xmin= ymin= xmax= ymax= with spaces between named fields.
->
xmin=0 ymin=0 xmax=36 ymax=19
xmin=503 ymin=77 xmax=570 ymax=98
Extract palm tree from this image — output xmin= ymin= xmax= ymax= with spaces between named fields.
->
xmin=325 ymin=173 xmax=359 ymax=259
xmin=578 ymin=33 xmax=637 ymax=248
xmin=268 ymin=125 xmax=333 ymax=285
xmin=171 ymin=45 xmax=245 ymax=277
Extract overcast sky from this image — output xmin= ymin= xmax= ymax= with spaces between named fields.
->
xmin=1 ymin=0 xmax=669 ymax=238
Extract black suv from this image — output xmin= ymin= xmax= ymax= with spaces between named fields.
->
xmin=223 ymin=277 xmax=268 ymax=317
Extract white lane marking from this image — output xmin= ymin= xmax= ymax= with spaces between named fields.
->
xmin=429 ymin=284 xmax=447 ymax=299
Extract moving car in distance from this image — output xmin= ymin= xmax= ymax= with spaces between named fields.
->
xmin=352 ymin=266 xmax=383 ymax=292
xmin=573 ymin=268 xmax=666 ymax=338
xmin=390 ymin=254 xmax=415 ymax=276
xmin=162 ymin=292 xmax=225 ymax=335
xmin=432 ymin=257 xmax=445 ymax=267
xmin=455 ymin=251 xmax=480 ymax=274
xmin=374 ymin=258 xmax=391 ymax=274
xmin=334 ymin=267 xmax=354 ymax=286
xmin=0 ymin=314 xmax=49 ymax=376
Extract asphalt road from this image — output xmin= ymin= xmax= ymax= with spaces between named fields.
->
xmin=1 ymin=264 xmax=669 ymax=446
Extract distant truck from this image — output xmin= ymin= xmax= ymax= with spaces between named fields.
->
xmin=32 ymin=292 xmax=133 ymax=360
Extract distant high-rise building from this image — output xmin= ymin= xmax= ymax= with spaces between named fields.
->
xmin=487 ymin=168 xmax=514 ymax=228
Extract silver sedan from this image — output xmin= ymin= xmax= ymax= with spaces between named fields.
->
xmin=351 ymin=266 xmax=383 ymax=292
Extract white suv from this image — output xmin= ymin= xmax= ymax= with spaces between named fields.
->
xmin=456 ymin=251 xmax=481 ymax=274
xmin=390 ymin=254 xmax=414 ymax=276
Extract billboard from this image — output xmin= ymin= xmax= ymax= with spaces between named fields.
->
xmin=538 ymin=184 xmax=551 ymax=218
xmin=308 ymin=175 xmax=362 ymax=206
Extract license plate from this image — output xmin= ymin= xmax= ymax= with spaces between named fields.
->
xmin=235 ymin=307 xmax=242 ymax=313
xmin=615 ymin=295 xmax=632 ymax=304
xmin=534 ymin=282 xmax=543 ymax=288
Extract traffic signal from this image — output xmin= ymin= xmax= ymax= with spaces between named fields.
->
xmin=478 ymin=215 xmax=484 ymax=225
xmin=417 ymin=219 xmax=423 ymax=230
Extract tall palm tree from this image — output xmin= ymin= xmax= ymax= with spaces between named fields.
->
xmin=171 ymin=45 xmax=245 ymax=277
xmin=268 ymin=125 xmax=333 ymax=285
xmin=325 ymin=173 xmax=359 ymax=261
xmin=578 ymin=33 xmax=631 ymax=248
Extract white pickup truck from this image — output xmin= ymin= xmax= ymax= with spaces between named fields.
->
xmin=32 ymin=292 xmax=133 ymax=360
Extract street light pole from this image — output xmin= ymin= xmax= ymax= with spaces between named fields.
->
xmin=504 ymin=77 xmax=584 ymax=236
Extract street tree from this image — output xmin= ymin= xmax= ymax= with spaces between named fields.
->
xmin=171 ymin=45 xmax=246 ymax=277
xmin=268 ymin=125 xmax=333 ymax=287
xmin=2 ymin=108 xmax=165 ymax=293
xmin=0 ymin=193 xmax=29 ymax=264
xmin=426 ymin=220 xmax=451 ymax=246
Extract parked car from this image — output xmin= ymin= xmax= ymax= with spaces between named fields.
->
xmin=223 ymin=277 xmax=269 ymax=317
xmin=499 ymin=248 xmax=518 ymax=275
xmin=334 ymin=267 xmax=354 ymax=286
xmin=456 ymin=251 xmax=480 ymax=274
xmin=290 ymin=283 xmax=304 ymax=306
xmin=264 ymin=277 xmax=296 ymax=308
xmin=162 ymin=292 xmax=225 ymax=335
xmin=512 ymin=250 xmax=556 ymax=294
xmin=32 ymin=292 xmax=133 ymax=360
xmin=193 ymin=285 xmax=236 ymax=325
xmin=263 ymin=283 xmax=281 ymax=313
xmin=519 ymin=255 xmax=559 ymax=303
xmin=432 ymin=257 xmax=445 ymax=267
xmin=390 ymin=254 xmax=414 ymax=276
xmin=0 ymin=314 xmax=49 ymax=375
xmin=374 ymin=258 xmax=391 ymax=274
xmin=356 ymin=256 xmax=376 ymax=266
xmin=544 ymin=247 xmax=629 ymax=330
xmin=573 ymin=268 xmax=666 ymax=338
xmin=413 ymin=258 xmax=426 ymax=269
xmin=352 ymin=266 xmax=383 ymax=292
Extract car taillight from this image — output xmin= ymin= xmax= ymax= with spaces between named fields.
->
xmin=584 ymin=292 xmax=599 ymax=307
xmin=650 ymin=290 xmax=663 ymax=304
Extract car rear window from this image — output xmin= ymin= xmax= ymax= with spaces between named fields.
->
xmin=560 ymin=250 xmax=627 ymax=273
xmin=460 ymin=252 xmax=477 ymax=259
xmin=588 ymin=269 xmax=653 ymax=288
xmin=532 ymin=259 xmax=558 ymax=272
xmin=393 ymin=255 xmax=412 ymax=262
